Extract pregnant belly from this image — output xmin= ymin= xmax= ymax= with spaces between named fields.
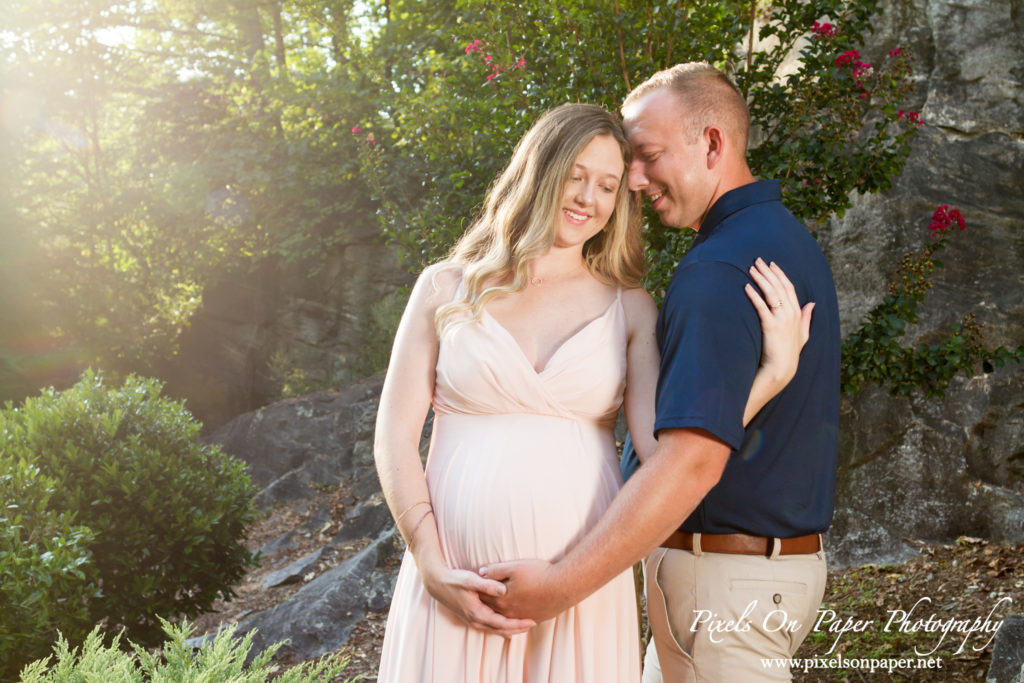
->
xmin=425 ymin=413 xmax=623 ymax=570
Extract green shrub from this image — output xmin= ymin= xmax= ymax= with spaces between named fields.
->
xmin=0 ymin=370 xmax=258 ymax=653
xmin=19 ymin=618 xmax=355 ymax=682
xmin=0 ymin=452 xmax=95 ymax=677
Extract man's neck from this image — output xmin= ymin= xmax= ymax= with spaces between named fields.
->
xmin=694 ymin=164 xmax=757 ymax=232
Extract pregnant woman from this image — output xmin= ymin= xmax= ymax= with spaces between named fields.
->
xmin=374 ymin=103 xmax=810 ymax=682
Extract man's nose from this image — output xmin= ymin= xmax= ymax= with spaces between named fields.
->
xmin=628 ymin=160 xmax=648 ymax=192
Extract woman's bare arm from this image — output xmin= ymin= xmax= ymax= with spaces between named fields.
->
xmin=374 ymin=263 xmax=535 ymax=636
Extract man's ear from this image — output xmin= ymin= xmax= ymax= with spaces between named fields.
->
xmin=705 ymin=125 xmax=725 ymax=169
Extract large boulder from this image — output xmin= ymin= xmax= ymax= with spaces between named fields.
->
xmin=233 ymin=529 xmax=400 ymax=665
xmin=987 ymin=616 xmax=1024 ymax=683
xmin=208 ymin=375 xmax=386 ymax=509
xmin=818 ymin=0 xmax=1024 ymax=567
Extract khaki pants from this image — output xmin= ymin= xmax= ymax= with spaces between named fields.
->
xmin=642 ymin=539 xmax=826 ymax=682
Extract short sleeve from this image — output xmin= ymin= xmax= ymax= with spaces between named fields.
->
xmin=653 ymin=260 xmax=762 ymax=450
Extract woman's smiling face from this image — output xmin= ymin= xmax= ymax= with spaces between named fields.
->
xmin=554 ymin=134 xmax=625 ymax=249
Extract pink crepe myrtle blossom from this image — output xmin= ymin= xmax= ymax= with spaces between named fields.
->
xmin=835 ymin=49 xmax=860 ymax=66
xmin=929 ymin=204 xmax=966 ymax=237
xmin=897 ymin=110 xmax=923 ymax=125
xmin=473 ymin=47 xmax=527 ymax=84
xmin=811 ymin=21 xmax=835 ymax=40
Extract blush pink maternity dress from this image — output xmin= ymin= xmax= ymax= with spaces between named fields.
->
xmin=377 ymin=289 xmax=640 ymax=682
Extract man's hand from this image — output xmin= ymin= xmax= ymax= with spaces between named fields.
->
xmin=477 ymin=559 xmax=574 ymax=622
xmin=421 ymin=565 xmax=537 ymax=637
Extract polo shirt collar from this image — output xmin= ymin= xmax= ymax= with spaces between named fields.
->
xmin=695 ymin=179 xmax=781 ymax=243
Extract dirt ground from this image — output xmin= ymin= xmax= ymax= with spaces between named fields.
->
xmin=191 ymin=485 xmax=1023 ymax=681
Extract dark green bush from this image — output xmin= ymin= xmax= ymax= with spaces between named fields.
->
xmin=0 ymin=451 xmax=95 ymax=677
xmin=0 ymin=371 xmax=258 ymax=657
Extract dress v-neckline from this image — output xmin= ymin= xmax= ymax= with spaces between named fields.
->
xmin=482 ymin=292 xmax=622 ymax=375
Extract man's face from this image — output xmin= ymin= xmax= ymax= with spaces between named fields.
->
xmin=623 ymin=88 xmax=717 ymax=231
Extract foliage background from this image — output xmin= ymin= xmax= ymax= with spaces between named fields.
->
xmin=6 ymin=0 xmax=1004 ymax=409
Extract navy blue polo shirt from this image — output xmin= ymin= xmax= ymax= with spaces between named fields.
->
xmin=622 ymin=179 xmax=840 ymax=537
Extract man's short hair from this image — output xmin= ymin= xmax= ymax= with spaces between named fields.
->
xmin=622 ymin=62 xmax=750 ymax=153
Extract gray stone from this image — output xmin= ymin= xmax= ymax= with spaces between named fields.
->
xmin=815 ymin=0 xmax=1024 ymax=567
xmin=261 ymin=547 xmax=325 ymax=589
xmin=207 ymin=375 xmax=386 ymax=508
xmin=258 ymin=530 xmax=298 ymax=559
xmin=827 ymin=376 xmax=1024 ymax=568
xmin=987 ymin=616 xmax=1024 ymax=683
xmin=234 ymin=529 xmax=401 ymax=664
xmin=301 ymin=499 xmax=334 ymax=534
xmin=332 ymin=495 xmax=393 ymax=545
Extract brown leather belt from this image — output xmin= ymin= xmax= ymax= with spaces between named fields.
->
xmin=661 ymin=530 xmax=820 ymax=556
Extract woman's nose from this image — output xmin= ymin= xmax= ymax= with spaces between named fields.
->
xmin=574 ymin=183 xmax=594 ymax=205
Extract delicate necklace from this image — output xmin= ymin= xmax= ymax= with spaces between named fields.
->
xmin=529 ymin=262 xmax=585 ymax=287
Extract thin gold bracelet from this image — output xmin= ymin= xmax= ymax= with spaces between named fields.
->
xmin=395 ymin=500 xmax=431 ymax=526
xmin=406 ymin=508 xmax=435 ymax=550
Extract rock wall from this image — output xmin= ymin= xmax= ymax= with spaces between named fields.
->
xmin=818 ymin=0 xmax=1024 ymax=566
xmin=207 ymin=375 xmax=390 ymax=509
xmin=161 ymin=223 xmax=410 ymax=431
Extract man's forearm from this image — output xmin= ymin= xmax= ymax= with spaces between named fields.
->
xmin=550 ymin=429 xmax=730 ymax=605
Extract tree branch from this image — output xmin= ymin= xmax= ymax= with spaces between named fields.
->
xmin=612 ymin=0 xmax=631 ymax=92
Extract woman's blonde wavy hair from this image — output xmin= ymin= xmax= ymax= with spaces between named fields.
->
xmin=435 ymin=103 xmax=645 ymax=337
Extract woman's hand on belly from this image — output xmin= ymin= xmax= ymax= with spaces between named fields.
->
xmin=419 ymin=558 xmax=537 ymax=637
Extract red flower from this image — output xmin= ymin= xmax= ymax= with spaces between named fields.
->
xmin=368 ymin=133 xmax=376 ymax=146
xmin=897 ymin=110 xmax=905 ymax=119
xmin=908 ymin=111 xmax=922 ymax=125
xmin=486 ymin=73 xmax=495 ymax=82
xmin=351 ymin=125 xmax=362 ymax=134
xmin=811 ymin=21 xmax=835 ymax=40
xmin=835 ymin=49 xmax=860 ymax=66
xmin=516 ymin=58 xmax=526 ymax=69
xmin=888 ymin=47 xmax=901 ymax=58
xmin=929 ymin=204 xmax=966 ymax=236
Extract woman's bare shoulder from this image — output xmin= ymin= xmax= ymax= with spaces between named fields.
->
xmin=621 ymin=286 xmax=657 ymax=314
xmin=621 ymin=286 xmax=658 ymax=333
xmin=412 ymin=260 xmax=463 ymax=307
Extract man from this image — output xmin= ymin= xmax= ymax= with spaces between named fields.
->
xmin=482 ymin=62 xmax=841 ymax=681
